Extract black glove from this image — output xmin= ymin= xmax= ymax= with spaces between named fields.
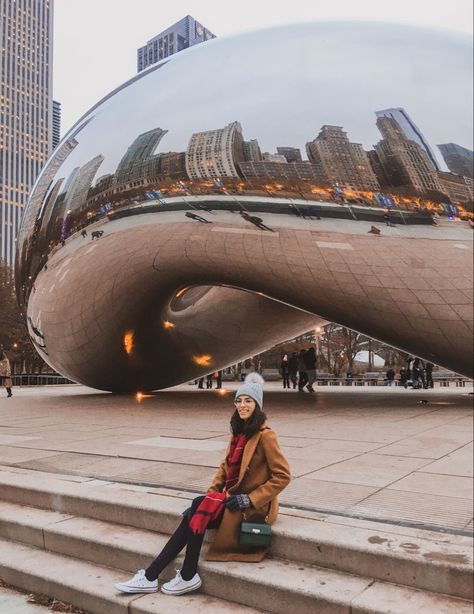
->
xmin=225 ymin=494 xmax=251 ymax=512
xmin=182 ymin=506 xmax=191 ymax=518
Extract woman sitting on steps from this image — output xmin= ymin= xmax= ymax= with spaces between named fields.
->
xmin=114 ymin=372 xmax=291 ymax=596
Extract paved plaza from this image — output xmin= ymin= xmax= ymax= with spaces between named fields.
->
xmin=0 ymin=384 xmax=472 ymax=534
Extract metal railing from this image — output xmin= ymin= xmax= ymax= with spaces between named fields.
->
xmin=11 ymin=374 xmax=75 ymax=386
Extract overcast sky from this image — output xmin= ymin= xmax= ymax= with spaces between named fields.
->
xmin=54 ymin=0 xmax=473 ymax=133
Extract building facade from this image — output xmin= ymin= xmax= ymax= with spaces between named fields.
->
xmin=137 ymin=15 xmax=216 ymax=72
xmin=437 ymin=171 xmax=474 ymax=207
xmin=277 ymin=147 xmax=303 ymax=163
xmin=375 ymin=107 xmax=440 ymax=170
xmin=52 ymin=99 xmax=61 ymax=149
xmin=243 ymin=139 xmax=262 ymax=162
xmin=437 ymin=143 xmax=474 ymax=179
xmin=0 ymin=0 xmax=54 ymax=265
xmin=185 ymin=121 xmax=244 ymax=179
xmin=306 ymin=125 xmax=379 ymax=191
xmin=374 ymin=117 xmax=443 ymax=194
xmin=115 ymin=127 xmax=167 ymax=184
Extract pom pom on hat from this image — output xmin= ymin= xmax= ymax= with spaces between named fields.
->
xmin=235 ymin=372 xmax=265 ymax=409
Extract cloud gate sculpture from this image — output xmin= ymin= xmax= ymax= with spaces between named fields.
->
xmin=16 ymin=22 xmax=473 ymax=392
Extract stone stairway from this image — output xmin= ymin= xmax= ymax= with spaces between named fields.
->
xmin=0 ymin=467 xmax=472 ymax=614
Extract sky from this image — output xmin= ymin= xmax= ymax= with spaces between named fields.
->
xmin=54 ymin=0 xmax=474 ymax=134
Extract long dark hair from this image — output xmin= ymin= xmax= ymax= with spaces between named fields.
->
xmin=230 ymin=403 xmax=267 ymax=438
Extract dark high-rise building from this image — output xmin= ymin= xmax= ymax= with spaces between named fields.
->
xmin=243 ymin=139 xmax=262 ymax=162
xmin=115 ymin=128 xmax=168 ymax=184
xmin=374 ymin=117 xmax=443 ymax=194
xmin=277 ymin=147 xmax=303 ymax=163
xmin=137 ymin=15 xmax=216 ymax=72
xmin=306 ymin=125 xmax=379 ymax=191
xmin=375 ymin=108 xmax=440 ymax=170
xmin=52 ymin=100 xmax=61 ymax=149
xmin=437 ymin=143 xmax=474 ymax=179
xmin=1 ymin=0 xmax=54 ymax=265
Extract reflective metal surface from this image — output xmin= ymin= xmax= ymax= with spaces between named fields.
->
xmin=16 ymin=22 xmax=474 ymax=391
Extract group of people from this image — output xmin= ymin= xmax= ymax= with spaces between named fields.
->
xmin=196 ymin=370 xmax=223 ymax=389
xmin=280 ymin=348 xmax=317 ymax=392
xmin=386 ymin=358 xmax=434 ymax=389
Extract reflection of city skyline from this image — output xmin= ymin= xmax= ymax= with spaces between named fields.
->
xmin=79 ymin=106 xmax=472 ymax=211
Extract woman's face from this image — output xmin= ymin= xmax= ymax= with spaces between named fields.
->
xmin=234 ymin=395 xmax=257 ymax=421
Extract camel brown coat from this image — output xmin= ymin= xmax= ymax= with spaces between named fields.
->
xmin=205 ymin=423 xmax=291 ymax=562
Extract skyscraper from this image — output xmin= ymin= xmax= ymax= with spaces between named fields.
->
xmin=306 ymin=126 xmax=379 ymax=191
xmin=437 ymin=143 xmax=474 ymax=179
xmin=186 ymin=121 xmax=244 ymax=179
xmin=1 ymin=0 xmax=54 ymax=265
xmin=137 ymin=15 xmax=216 ymax=72
xmin=52 ymin=100 xmax=61 ymax=149
xmin=375 ymin=108 xmax=440 ymax=170
xmin=115 ymin=127 xmax=168 ymax=184
xmin=374 ymin=116 xmax=443 ymax=194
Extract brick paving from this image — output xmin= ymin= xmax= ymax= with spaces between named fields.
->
xmin=0 ymin=383 xmax=472 ymax=534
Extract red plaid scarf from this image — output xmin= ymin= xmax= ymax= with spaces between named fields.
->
xmin=189 ymin=433 xmax=248 ymax=534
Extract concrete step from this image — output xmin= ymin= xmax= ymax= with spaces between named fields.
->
xmin=0 ymin=500 xmax=472 ymax=614
xmin=0 ymin=537 xmax=265 ymax=614
xmin=0 ymin=467 xmax=471 ymax=601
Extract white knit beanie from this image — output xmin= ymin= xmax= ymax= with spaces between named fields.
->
xmin=235 ymin=372 xmax=264 ymax=408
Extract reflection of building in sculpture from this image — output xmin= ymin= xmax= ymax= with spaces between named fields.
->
xmin=376 ymin=107 xmax=440 ymax=170
xmin=263 ymin=152 xmax=287 ymax=163
xmin=63 ymin=155 xmax=105 ymax=213
xmin=1 ymin=0 xmax=53 ymax=265
xmin=306 ymin=126 xmax=379 ymax=191
xmin=437 ymin=143 xmax=474 ymax=179
xmin=374 ymin=117 xmax=443 ymax=193
xmin=137 ymin=15 xmax=216 ymax=72
xmin=115 ymin=128 xmax=167 ymax=184
xmin=239 ymin=160 xmax=324 ymax=184
xmin=277 ymin=147 xmax=303 ymax=163
xmin=437 ymin=172 xmax=474 ymax=208
xmin=160 ymin=152 xmax=187 ymax=178
xmin=243 ymin=139 xmax=263 ymax=162
xmin=186 ymin=121 xmax=244 ymax=179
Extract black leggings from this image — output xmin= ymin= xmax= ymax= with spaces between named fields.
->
xmin=145 ymin=495 xmax=221 ymax=582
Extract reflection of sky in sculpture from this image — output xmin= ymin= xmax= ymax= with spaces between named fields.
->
xmin=49 ymin=22 xmax=472 ymax=185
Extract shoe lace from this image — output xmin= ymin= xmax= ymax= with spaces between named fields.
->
xmin=133 ymin=569 xmax=146 ymax=582
xmin=169 ymin=569 xmax=183 ymax=587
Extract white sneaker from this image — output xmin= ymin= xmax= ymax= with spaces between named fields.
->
xmin=114 ymin=569 xmax=158 ymax=593
xmin=161 ymin=570 xmax=202 ymax=595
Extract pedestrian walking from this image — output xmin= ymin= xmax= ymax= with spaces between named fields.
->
xmin=114 ymin=373 xmax=290 ymax=596
xmin=406 ymin=357 xmax=414 ymax=388
xmin=412 ymin=358 xmax=426 ymax=389
xmin=303 ymin=347 xmax=317 ymax=392
xmin=398 ymin=368 xmax=407 ymax=387
xmin=206 ymin=373 xmax=213 ymax=389
xmin=0 ymin=351 xmax=13 ymax=397
xmin=425 ymin=362 xmax=434 ymax=389
xmin=216 ymin=370 xmax=223 ymax=389
xmin=297 ymin=349 xmax=308 ymax=391
xmin=386 ymin=367 xmax=395 ymax=387
xmin=280 ymin=354 xmax=290 ymax=389
xmin=288 ymin=352 xmax=298 ymax=389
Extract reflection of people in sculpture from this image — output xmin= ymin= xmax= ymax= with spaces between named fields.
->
xmin=114 ymin=374 xmax=290 ymax=596
xmin=239 ymin=211 xmax=274 ymax=232
xmin=185 ymin=212 xmax=211 ymax=224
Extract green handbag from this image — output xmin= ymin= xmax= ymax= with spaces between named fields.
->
xmin=239 ymin=515 xmax=272 ymax=547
